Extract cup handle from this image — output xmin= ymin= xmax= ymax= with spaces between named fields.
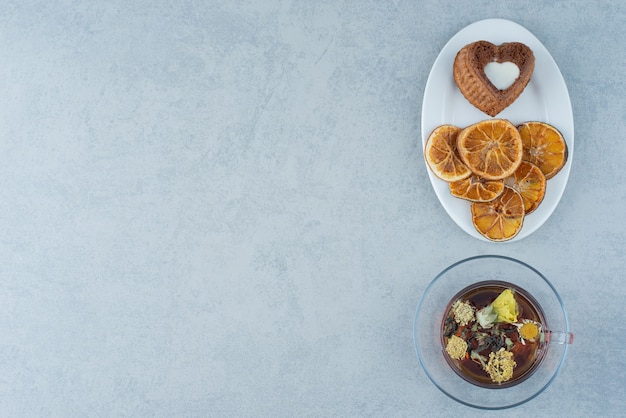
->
xmin=545 ymin=331 xmax=574 ymax=344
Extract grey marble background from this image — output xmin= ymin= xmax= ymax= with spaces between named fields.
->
xmin=1 ymin=1 xmax=625 ymax=416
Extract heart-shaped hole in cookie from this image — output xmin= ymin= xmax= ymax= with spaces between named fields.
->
xmin=484 ymin=61 xmax=520 ymax=90
xmin=453 ymin=41 xmax=535 ymax=116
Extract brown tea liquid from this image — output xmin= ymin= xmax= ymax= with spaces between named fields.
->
xmin=440 ymin=281 xmax=548 ymax=388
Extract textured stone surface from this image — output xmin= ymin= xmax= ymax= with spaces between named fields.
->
xmin=1 ymin=1 xmax=625 ymax=416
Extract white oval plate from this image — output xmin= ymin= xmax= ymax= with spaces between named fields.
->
xmin=421 ymin=18 xmax=574 ymax=242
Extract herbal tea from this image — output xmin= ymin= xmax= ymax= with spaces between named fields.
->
xmin=440 ymin=281 xmax=547 ymax=388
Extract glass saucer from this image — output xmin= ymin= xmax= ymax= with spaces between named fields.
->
xmin=413 ymin=255 xmax=571 ymax=409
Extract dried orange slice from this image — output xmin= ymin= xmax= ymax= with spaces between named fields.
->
xmin=471 ymin=187 xmax=525 ymax=241
xmin=424 ymin=125 xmax=472 ymax=182
xmin=506 ymin=161 xmax=546 ymax=214
xmin=457 ymin=119 xmax=523 ymax=180
xmin=449 ymin=174 xmax=504 ymax=202
xmin=518 ymin=122 xmax=568 ymax=179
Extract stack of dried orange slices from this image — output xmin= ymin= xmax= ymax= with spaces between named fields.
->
xmin=424 ymin=119 xmax=568 ymax=241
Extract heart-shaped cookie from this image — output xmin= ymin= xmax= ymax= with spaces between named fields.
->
xmin=453 ymin=41 xmax=535 ymax=116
